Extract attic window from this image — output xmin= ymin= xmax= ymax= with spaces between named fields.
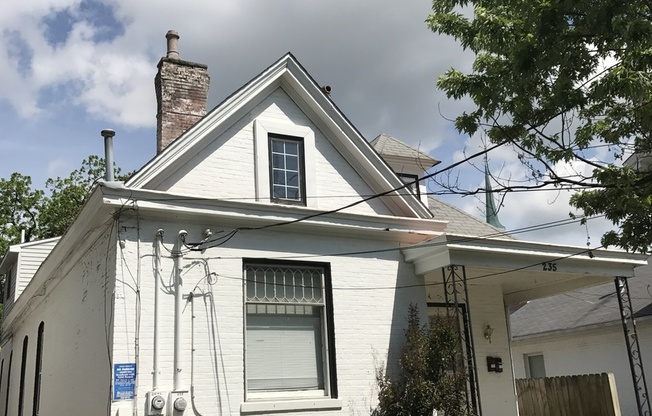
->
xmin=254 ymin=120 xmax=316 ymax=208
xmin=269 ymin=134 xmax=305 ymax=204
xmin=397 ymin=173 xmax=420 ymax=198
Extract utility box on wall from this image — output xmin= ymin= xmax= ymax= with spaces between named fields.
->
xmin=487 ymin=356 xmax=503 ymax=373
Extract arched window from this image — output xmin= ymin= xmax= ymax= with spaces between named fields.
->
xmin=4 ymin=351 xmax=13 ymax=416
xmin=0 ymin=359 xmax=4 ymax=412
xmin=18 ymin=336 xmax=28 ymax=416
xmin=32 ymin=323 xmax=44 ymax=416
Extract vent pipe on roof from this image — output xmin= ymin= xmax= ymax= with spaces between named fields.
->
xmin=101 ymin=129 xmax=116 ymax=182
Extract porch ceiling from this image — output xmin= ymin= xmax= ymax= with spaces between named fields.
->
xmin=402 ymin=234 xmax=649 ymax=305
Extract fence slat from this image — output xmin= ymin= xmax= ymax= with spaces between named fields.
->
xmin=516 ymin=373 xmax=620 ymax=416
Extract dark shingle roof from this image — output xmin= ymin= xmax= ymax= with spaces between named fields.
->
xmin=510 ymin=273 xmax=652 ymax=338
xmin=370 ymin=134 xmax=439 ymax=167
xmin=428 ymin=196 xmax=513 ymax=239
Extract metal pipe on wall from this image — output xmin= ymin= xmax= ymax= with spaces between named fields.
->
xmin=153 ymin=229 xmax=164 ymax=390
xmin=173 ymin=230 xmax=187 ymax=391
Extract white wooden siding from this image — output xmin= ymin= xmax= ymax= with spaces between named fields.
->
xmin=16 ymin=240 xmax=58 ymax=298
xmin=512 ymin=321 xmax=652 ymax=416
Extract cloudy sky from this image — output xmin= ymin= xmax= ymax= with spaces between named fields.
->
xmin=0 ymin=0 xmax=617 ymax=247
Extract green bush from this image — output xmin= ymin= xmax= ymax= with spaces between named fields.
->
xmin=376 ymin=304 xmax=470 ymax=416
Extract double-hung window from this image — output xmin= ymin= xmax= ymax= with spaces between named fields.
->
xmin=269 ymin=134 xmax=305 ymax=204
xmin=244 ymin=261 xmax=336 ymax=399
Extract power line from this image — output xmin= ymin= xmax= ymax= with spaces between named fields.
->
xmin=182 ymin=141 xmax=510 ymax=250
xmin=164 ymin=212 xmax=603 ymax=262
xmin=122 ymin=185 xmax=604 ymax=204
xmin=195 ymin=244 xmax=608 ymax=292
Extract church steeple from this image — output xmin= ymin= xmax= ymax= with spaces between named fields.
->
xmin=485 ymin=158 xmax=505 ymax=230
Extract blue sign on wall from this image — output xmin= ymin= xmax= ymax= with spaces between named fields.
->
xmin=113 ymin=363 xmax=136 ymax=401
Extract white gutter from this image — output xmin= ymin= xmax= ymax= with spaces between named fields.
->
xmin=99 ymin=186 xmax=445 ymax=244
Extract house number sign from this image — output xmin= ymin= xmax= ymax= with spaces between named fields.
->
xmin=542 ymin=262 xmax=558 ymax=271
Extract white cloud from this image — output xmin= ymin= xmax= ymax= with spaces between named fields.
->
xmin=0 ymin=0 xmax=157 ymax=126
xmin=0 ymin=0 xmax=621 ymax=248
xmin=46 ymin=158 xmax=73 ymax=178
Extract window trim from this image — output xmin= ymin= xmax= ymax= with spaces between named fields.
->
xmin=268 ymin=134 xmax=306 ymax=205
xmin=32 ymin=322 xmax=44 ymax=416
xmin=253 ymin=120 xmax=317 ymax=208
xmin=18 ymin=337 xmax=28 ymax=416
xmin=524 ymin=353 xmax=546 ymax=378
xmin=4 ymin=351 xmax=12 ymax=416
xmin=242 ymin=259 xmax=337 ymax=403
xmin=397 ymin=173 xmax=420 ymax=198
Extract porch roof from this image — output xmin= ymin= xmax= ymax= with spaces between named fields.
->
xmin=402 ymin=234 xmax=649 ymax=305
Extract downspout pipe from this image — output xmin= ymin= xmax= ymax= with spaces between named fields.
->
xmin=173 ymin=230 xmax=187 ymax=391
xmin=153 ymin=229 xmax=164 ymax=390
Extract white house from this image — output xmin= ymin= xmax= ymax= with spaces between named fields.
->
xmin=0 ymin=31 xmax=648 ymax=416
xmin=510 ymin=269 xmax=652 ymax=416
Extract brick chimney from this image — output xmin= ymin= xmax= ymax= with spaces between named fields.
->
xmin=155 ymin=30 xmax=210 ymax=153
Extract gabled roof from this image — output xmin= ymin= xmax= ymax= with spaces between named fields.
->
xmin=510 ymin=271 xmax=652 ymax=338
xmin=126 ymin=53 xmax=432 ymax=219
xmin=0 ymin=237 xmax=61 ymax=274
xmin=370 ymin=134 xmax=440 ymax=168
xmin=428 ymin=197 xmax=513 ymax=239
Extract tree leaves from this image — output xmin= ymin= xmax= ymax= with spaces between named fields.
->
xmin=428 ymin=0 xmax=652 ymax=252
xmin=0 ymin=156 xmax=130 ymax=258
xmin=0 ymin=173 xmax=43 ymax=255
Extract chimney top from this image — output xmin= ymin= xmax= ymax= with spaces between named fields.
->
xmin=165 ymin=30 xmax=180 ymax=60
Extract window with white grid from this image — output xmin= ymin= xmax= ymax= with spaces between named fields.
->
xmin=269 ymin=135 xmax=305 ymax=204
xmin=244 ymin=262 xmax=334 ymax=397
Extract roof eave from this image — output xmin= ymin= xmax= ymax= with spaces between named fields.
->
xmin=101 ymin=185 xmax=446 ymax=243
xmin=403 ymin=233 xmax=649 ymax=277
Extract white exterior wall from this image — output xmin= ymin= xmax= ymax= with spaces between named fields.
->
xmin=0 ymin=229 xmax=115 ymax=416
xmin=424 ymin=276 xmax=518 ymax=416
xmin=157 ymin=88 xmax=394 ymax=216
xmin=110 ymin=215 xmax=427 ymax=416
xmin=512 ymin=320 xmax=652 ymax=416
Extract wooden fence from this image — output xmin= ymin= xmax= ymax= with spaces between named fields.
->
xmin=516 ymin=373 xmax=621 ymax=416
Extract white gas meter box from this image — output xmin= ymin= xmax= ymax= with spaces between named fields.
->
xmin=145 ymin=391 xmax=167 ymax=416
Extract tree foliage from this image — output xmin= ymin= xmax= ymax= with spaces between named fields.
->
xmin=376 ymin=304 xmax=469 ymax=416
xmin=0 ymin=173 xmax=43 ymax=256
xmin=428 ymin=0 xmax=652 ymax=252
xmin=0 ymin=156 xmax=129 ymax=257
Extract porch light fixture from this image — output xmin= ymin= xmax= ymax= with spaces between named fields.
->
xmin=484 ymin=325 xmax=494 ymax=343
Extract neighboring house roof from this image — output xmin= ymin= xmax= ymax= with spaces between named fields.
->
xmin=624 ymin=152 xmax=652 ymax=170
xmin=510 ymin=272 xmax=652 ymax=338
xmin=0 ymin=237 xmax=61 ymax=274
xmin=370 ymin=133 xmax=440 ymax=168
xmin=428 ymin=196 xmax=513 ymax=239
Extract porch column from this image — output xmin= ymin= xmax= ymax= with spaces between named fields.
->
xmin=615 ymin=276 xmax=651 ymax=416
xmin=442 ymin=265 xmax=482 ymax=416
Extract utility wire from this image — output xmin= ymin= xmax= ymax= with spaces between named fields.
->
xmin=183 ymin=140 xmax=510 ymax=250
xmin=203 ymin=245 xmax=606 ymax=292
xmin=163 ymin=213 xmax=603 ymax=261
